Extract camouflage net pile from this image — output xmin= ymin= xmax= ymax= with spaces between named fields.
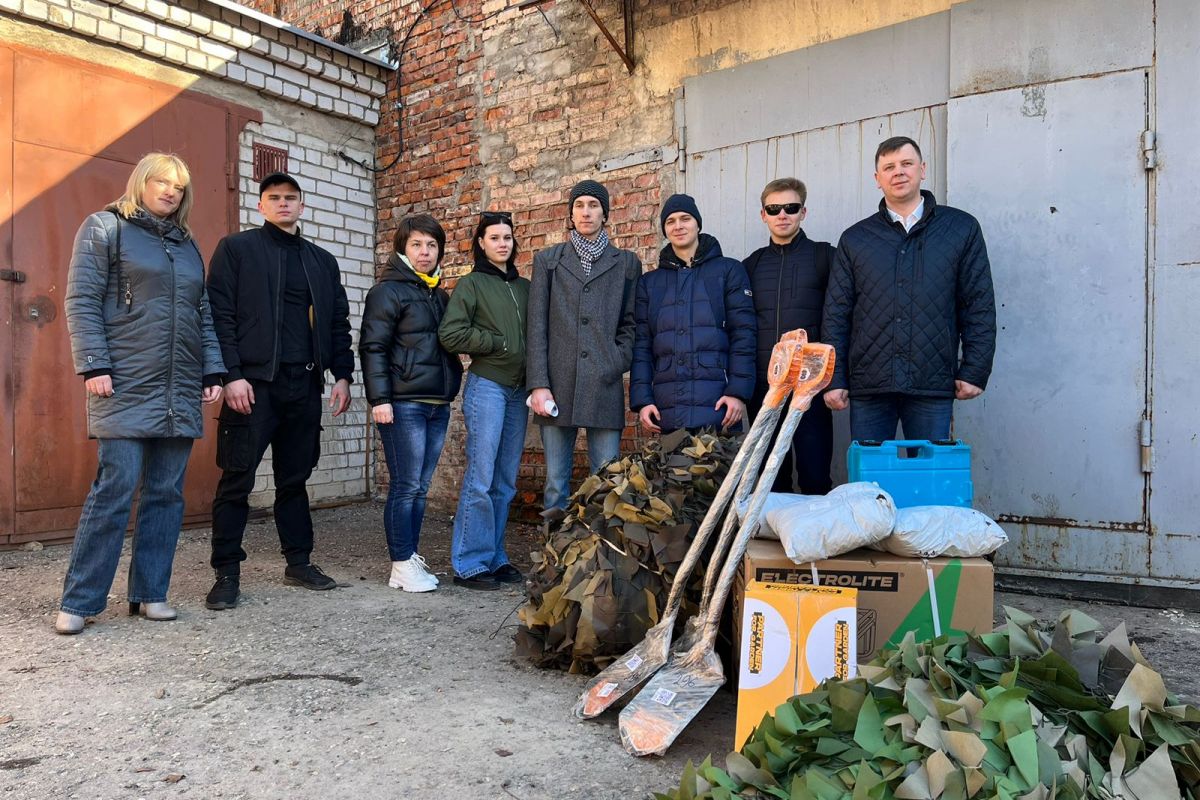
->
xmin=660 ymin=607 xmax=1200 ymax=800
xmin=514 ymin=429 xmax=740 ymax=674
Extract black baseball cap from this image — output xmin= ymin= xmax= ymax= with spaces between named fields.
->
xmin=258 ymin=172 xmax=303 ymax=196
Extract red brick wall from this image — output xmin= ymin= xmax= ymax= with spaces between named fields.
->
xmin=244 ymin=1 xmax=683 ymax=516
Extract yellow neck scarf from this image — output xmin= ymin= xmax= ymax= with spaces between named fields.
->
xmin=400 ymin=254 xmax=440 ymax=288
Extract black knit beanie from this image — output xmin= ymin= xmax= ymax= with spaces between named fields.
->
xmin=568 ymin=179 xmax=610 ymax=220
xmin=660 ymin=193 xmax=702 ymax=234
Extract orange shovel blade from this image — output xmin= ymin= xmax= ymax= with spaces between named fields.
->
xmin=789 ymin=343 xmax=835 ymax=411
xmin=762 ymin=330 xmax=807 ymax=406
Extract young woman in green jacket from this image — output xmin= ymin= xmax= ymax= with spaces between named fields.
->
xmin=438 ymin=212 xmax=530 ymax=590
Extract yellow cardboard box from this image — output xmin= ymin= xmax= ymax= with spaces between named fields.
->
xmin=735 ymin=581 xmax=856 ymax=748
xmin=734 ymin=539 xmax=995 ymax=668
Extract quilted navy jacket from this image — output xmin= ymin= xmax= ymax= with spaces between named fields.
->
xmin=630 ymin=233 xmax=757 ymax=432
xmin=822 ymin=190 xmax=996 ymax=397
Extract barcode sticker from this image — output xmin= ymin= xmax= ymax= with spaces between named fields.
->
xmin=597 ymin=683 xmax=619 ymax=698
xmin=652 ymin=689 xmax=677 ymax=706
xmin=625 ymin=654 xmax=644 ymax=670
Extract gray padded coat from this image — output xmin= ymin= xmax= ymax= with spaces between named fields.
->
xmin=65 ymin=208 xmax=224 ymax=439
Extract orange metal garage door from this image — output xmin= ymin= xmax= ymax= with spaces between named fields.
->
xmin=0 ymin=43 xmax=260 ymax=545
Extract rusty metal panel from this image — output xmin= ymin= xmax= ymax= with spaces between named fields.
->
xmin=11 ymin=146 xmax=129 ymax=519
xmin=13 ymin=51 xmax=159 ymax=164
xmin=4 ymin=45 xmax=255 ymax=542
xmin=1155 ymin=0 xmax=1200 ymax=268
xmin=0 ymin=47 xmax=14 ymax=542
xmin=681 ymin=11 xmax=949 ymax=154
xmin=1149 ymin=267 xmax=1200 ymax=544
xmin=948 ymin=71 xmax=1149 ymax=533
xmin=949 ymin=0 xmax=1153 ymax=97
xmin=993 ymin=522 xmax=1149 ymax=581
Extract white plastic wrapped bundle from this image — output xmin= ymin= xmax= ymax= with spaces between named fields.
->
xmin=875 ymin=505 xmax=1008 ymax=558
xmin=746 ymin=482 xmax=897 ymax=563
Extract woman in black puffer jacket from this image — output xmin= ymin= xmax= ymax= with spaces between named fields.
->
xmin=57 ymin=152 xmax=225 ymax=635
xmin=359 ymin=215 xmax=463 ymax=593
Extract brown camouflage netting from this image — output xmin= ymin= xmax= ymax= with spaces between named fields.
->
xmin=514 ymin=429 xmax=740 ymax=674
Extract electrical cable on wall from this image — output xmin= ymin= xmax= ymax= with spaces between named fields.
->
xmin=338 ymin=0 xmax=558 ymax=173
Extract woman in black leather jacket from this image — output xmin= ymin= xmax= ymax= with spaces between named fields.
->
xmin=358 ymin=215 xmax=463 ymax=592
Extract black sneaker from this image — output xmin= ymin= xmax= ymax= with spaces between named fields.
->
xmin=205 ymin=574 xmax=240 ymax=610
xmin=453 ymin=573 xmax=501 ymax=591
xmin=283 ymin=563 xmax=337 ymax=591
xmin=490 ymin=564 xmax=525 ymax=584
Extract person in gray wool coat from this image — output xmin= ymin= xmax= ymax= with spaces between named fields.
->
xmin=526 ymin=180 xmax=642 ymax=513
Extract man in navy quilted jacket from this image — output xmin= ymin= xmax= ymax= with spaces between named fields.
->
xmin=630 ymin=194 xmax=757 ymax=434
xmin=822 ymin=137 xmax=996 ymax=442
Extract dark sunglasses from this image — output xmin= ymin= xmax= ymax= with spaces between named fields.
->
xmin=480 ymin=210 xmax=513 ymax=224
xmin=763 ymin=203 xmax=803 ymax=216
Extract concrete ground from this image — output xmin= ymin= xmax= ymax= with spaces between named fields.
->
xmin=2 ymin=501 xmax=1198 ymax=800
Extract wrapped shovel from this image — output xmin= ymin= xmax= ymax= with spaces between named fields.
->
xmin=572 ymin=331 xmax=810 ymax=719
xmin=618 ymin=342 xmax=835 ymax=757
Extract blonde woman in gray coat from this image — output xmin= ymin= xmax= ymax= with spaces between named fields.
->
xmin=56 ymin=153 xmax=224 ymax=635
xmin=526 ymin=180 xmax=641 ymax=513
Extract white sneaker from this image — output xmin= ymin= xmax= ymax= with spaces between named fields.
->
xmin=410 ymin=553 xmax=440 ymax=586
xmin=389 ymin=558 xmax=437 ymax=593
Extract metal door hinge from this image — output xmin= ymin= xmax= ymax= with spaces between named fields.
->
xmin=1142 ymin=130 xmax=1158 ymax=170
xmin=1140 ymin=418 xmax=1155 ymax=473
xmin=1 ymin=269 xmax=26 ymax=283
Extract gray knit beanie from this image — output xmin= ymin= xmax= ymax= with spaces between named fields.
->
xmin=568 ymin=179 xmax=610 ymax=220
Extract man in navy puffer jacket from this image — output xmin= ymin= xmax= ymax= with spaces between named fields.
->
xmin=631 ymin=194 xmax=756 ymax=433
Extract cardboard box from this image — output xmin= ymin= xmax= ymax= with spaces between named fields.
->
xmin=733 ymin=539 xmax=994 ymax=669
xmin=736 ymin=582 xmax=856 ymax=748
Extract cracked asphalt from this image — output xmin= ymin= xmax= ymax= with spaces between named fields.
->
xmin=2 ymin=501 xmax=1198 ymax=799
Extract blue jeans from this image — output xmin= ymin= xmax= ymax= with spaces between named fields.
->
xmin=849 ymin=393 xmax=953 ymax=442
xmin=539 ymin=425 xmax=621 ymax=511
xmin=452 ymin=373 xmax=528 ymax=578
xmin=377 ymin=401 xmax=451 ymax=561
xmin=60 ymin=437 xmax=194 ymax=617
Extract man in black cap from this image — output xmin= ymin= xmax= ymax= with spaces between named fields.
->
xmin=526 ymin=180 xmax=642 ymax=514
xmin=203 ymin=172 xmax=354 ymax=609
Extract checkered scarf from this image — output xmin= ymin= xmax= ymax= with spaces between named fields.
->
xmin=570 ymin=229 xmax=609 ymax=278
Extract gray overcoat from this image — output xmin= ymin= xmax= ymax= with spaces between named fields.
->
xmin=526 ymin=240 xmax=641 ymax=429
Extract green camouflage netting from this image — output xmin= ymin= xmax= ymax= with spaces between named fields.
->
xmin=660 ymin=607 xmax=1200 ymax=800
xmin=514 ymin=430 xmax=740 ymax=674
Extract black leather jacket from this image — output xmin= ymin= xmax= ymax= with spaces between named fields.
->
xmin=359 ymin=254 xmax=463 ymax=405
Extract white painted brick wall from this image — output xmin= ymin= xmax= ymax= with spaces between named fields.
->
xmin=5 ymin=0 xmax=387 ymax=126
xmin=237 ymin=118 xmax=378 ymax=510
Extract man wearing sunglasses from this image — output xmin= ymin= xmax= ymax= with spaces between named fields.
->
xmin=822 ymin=136 xmax=996 ymax=442
xmin=743 ymin=178 xmax=835 ymax=494
xmin=526 ymin=180 xmax=642 ymax=515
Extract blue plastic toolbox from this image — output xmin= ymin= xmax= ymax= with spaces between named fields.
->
xmin=847 ymin=439 xmax=973 ymax=508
